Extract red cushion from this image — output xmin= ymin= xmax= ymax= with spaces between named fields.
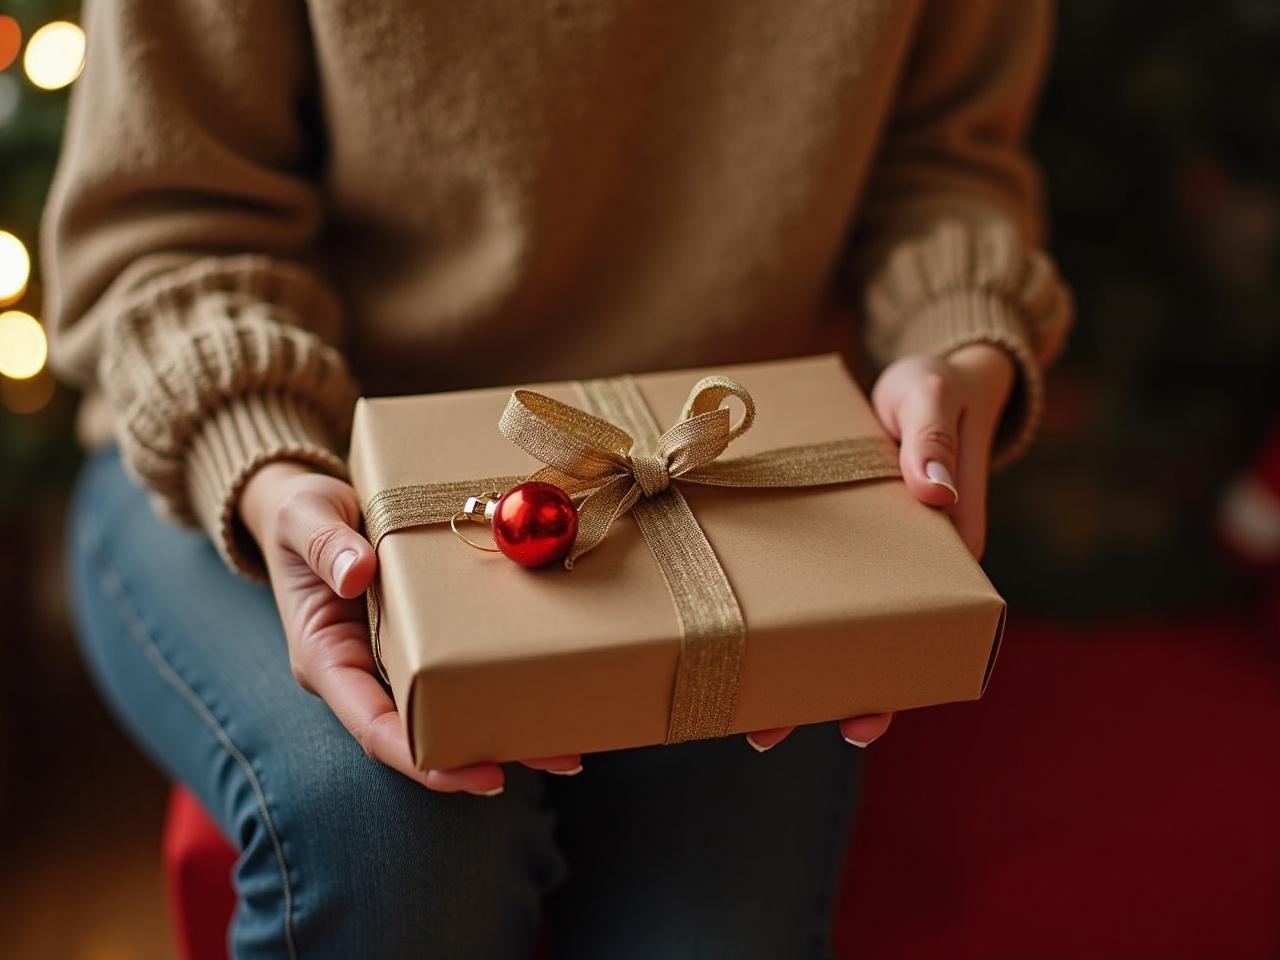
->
xmin=163 ymin=786 xmax=237 ymax=960
xmin=165 ymin=617 xmax=1280 ymax=959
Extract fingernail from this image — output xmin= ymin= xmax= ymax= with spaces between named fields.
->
xmin=467 ymin=786 xmax=504 ymax=797
xmin=843 ymin=736 xmax=872 ymax=748
xmin=924 ymin=461 xmax=959 ymax=503
xmin=547 ymin=764 xmax=584 ymax=776
xmin=333 ymin=549 xmax=357 ymax=587
xmin=746 ymin=734 xmax=773 ymax=754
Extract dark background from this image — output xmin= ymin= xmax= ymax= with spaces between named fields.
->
xmin=1 ymin=1 xmax=1278 ymax=956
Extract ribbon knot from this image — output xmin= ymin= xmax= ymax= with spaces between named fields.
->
xmin=629 ymin=451 xmax=671 ymax=497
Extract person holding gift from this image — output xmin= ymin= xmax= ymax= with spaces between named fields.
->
xmin=44 ymin=1 xmax=1072 ymax=958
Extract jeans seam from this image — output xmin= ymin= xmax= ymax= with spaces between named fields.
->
xmin=88 ymin=533 xmax=299 ymax=960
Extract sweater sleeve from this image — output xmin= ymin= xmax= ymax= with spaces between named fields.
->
xmin=41 ymin=0 xmax=358 ymax=579
xmin=848 ymin=0 xmax=1074 ymax=468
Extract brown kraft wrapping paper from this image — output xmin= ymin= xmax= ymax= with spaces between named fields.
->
xmin=347 ymin=353 xmax=1006 ymax=770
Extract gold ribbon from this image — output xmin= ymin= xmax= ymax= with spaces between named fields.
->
xmin=362 ymin=373 xmax=901 ymax=744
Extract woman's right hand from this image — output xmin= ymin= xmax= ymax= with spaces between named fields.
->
xmin=238 ymin=460 xmax=584 ymax=796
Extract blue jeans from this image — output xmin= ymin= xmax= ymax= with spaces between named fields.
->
xmin=67 ymin=446 xmax=863 ymax=959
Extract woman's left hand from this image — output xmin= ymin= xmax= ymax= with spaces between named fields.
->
xmin=744 ymin=342 xmax=1016 ymax=753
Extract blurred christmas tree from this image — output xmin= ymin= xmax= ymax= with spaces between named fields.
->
xmin=987 ymin=0 xmax=1280 ymax=615
xmin=0 ymin=1 xmax=83 ymax=518
xmin=0 ymin=0 xmax=84 ymax=818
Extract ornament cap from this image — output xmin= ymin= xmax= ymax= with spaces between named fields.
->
xmin=461 ymin=493 xmax=499 ymax=523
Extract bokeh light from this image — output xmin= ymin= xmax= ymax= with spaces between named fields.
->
xmin=0 ymin=310 xmax=48 ymax=380
xmin=0 ymin=15 xmax=21 ymax=72
xmin=0 ymin=230 xmax=31 ymax=304
xmin=22 ymin=21 xmax=85 ymax=91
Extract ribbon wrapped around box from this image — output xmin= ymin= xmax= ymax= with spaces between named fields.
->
xmin=349 ymin=353 xmax=1006 ymax=770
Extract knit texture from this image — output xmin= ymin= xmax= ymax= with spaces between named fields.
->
xmin=862 ymin=220 xmax=1074 ymax=467
xmin=98 ymin=255 xmax=357 ymax=574
xmin=43 ymin=0 xmax=1073 ymax=578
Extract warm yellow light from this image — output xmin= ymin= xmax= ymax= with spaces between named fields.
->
xmin=0 ymin=310 xmax=48 ymax=380
xmin=23 ymin=21 xmax=85 ymax=91
xmin=0 ymin=231 xmax=30 ymax=304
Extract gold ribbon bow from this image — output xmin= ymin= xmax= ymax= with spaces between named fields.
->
xmin=501 ymin=375 xmax=762 ymax=567
xmin=363 ymin=373 xmax=902 ymax=744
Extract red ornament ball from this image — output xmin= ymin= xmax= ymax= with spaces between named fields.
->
xmin=491 ymin=481 xmax=578 ymax=568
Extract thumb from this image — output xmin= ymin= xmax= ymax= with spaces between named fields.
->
xmin=893 ymin=377 xmax=962 ymax=509
xmin=275 ymin=486 xmax=377 ymax=598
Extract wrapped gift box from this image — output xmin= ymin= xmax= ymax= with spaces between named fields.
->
xmin=348 ymin=353 xmax=1005 ymax=770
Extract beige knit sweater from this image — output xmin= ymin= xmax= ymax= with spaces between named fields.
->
xmin=43 ymin=0 xmax=1072 ymax=578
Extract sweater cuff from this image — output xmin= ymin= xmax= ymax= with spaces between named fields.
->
xmin=186 ymin=391 xmax=349 ymax=581
xmin=893 ymin=289 xmax=1043 ymax=470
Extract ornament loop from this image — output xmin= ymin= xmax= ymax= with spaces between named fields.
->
xmin=449 ymin=511 xmax=501 ymax=553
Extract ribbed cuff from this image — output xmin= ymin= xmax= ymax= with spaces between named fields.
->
xmin=893 ymin=289 xmax=1044 ymax=470
xmin=186 ymin=391 xmax=350 ymax=581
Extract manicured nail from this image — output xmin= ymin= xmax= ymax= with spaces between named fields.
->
xmin=333 ymin=549 xmax=357 ymax=587
xmin=547 ymin=764 xmax=584 ymax=776
xmin=924 ymin=461 xmax=959 ymax=503
xmin=746 ymin=734 xmax=773 ymax=754
xmin=468 ymin=786 xmax=504 ymax=797
xmin=843 ymin=736 xmax=872 ymax=748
